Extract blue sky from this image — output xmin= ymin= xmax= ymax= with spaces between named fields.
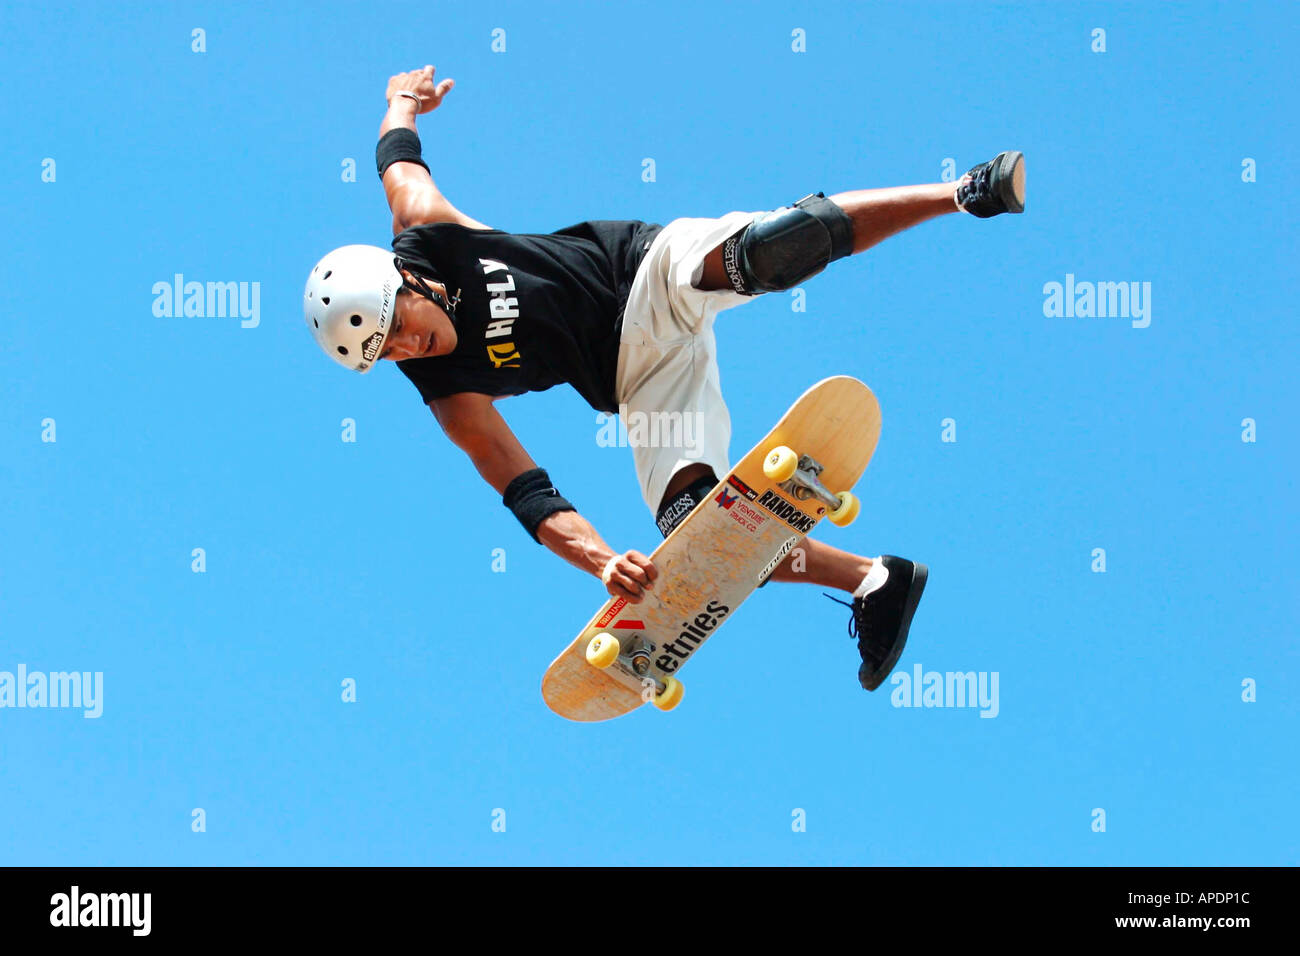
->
xmin=1 ymin=0 xmax=1295 ymax=865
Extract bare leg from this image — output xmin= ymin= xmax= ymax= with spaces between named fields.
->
xmin=829 ymin=182 xmax=960 ymax=254
xmin=766 ymin=537 xmax=872 ymax=592
xmin=676 ymin=182 xmax=957 ymax=586
xmin=695 ymin=181 xmax=958 ymax=291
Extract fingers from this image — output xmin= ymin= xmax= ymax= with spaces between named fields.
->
xmin=609 ymin=580 xmax=644 ymax=604
xmin=628 ymin=551 xmax=658 ymax=585
xmin=390 ymin=67 xmax=439 ymax=87
xmin=602 ymin=551 xmax=658 ymax=604
xmin=603 ymin=563 xmax=639 ymax=602
xmin=386 ymin=67 xmax=452 ymax=112
xmin=608 ymin=566 xmax=648 ymax=601
xmin=622 ymin=553 xmax=655 ymax=593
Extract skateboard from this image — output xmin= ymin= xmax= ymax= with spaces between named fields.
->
xmin=541 ymin=375 xmax=881 ymax=721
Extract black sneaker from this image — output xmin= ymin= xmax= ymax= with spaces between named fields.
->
xmin=827 ymin=556 xmax=928 ymax=691
xmin=955 ymin=150 xmax=1025 ymax=217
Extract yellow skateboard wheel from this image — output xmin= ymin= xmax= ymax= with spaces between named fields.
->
xmin=763 ymin=445 xmax=799 ymax=482
xmin=585 ymin=633 xmax=620 ymax=669
xmin=827 ymin=491 xmax=860 ymax=527
xmin=653 ymin=676 xmax=684 ymax=711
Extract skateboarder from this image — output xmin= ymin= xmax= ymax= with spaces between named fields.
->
xmin=303 ymin=66 xmax=1026 ymax=692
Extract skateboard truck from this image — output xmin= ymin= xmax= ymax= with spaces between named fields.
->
xmin=762 ymin=447 xmax=862 ymax=526
xmin=779 ymin=454 xmax=844 ymax=512
xmin=585 ymin=632 xmax=684 ymax=711
xmin=627 ymin=637 xmax=653 ymax=676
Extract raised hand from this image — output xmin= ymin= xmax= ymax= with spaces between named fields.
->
xmin=385 ymin=64 xmax=454 ymax=114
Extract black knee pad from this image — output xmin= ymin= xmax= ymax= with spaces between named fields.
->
xmin=722 ymin=192 xmax=855 ymax=295
xmin=655 ymin=474 xmax=719 ymax=539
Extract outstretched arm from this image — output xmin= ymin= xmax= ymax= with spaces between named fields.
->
xmin=430 ymin=392 xmax=657 ymax=603
xmin=380 ymin=65 xmax=492 ymax=234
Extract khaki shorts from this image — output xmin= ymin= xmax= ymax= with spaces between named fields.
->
xmin=615 ymin=210 xmax=764 ymax=513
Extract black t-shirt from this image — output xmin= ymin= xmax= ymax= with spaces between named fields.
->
xmin=392 ymin=219 xmax=663 ymax=413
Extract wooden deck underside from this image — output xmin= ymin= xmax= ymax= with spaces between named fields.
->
xmin=542 ymin=376 xmax=881 ymax=721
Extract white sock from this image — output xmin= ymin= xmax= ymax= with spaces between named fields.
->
xmin=954 ymin=176 xmax=970 ymax=213
xmin=852 ymin=557 xmax=888 ymax=600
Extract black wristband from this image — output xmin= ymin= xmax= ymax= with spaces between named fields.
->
xmin=376 ymin=127 xmax=430 ymax=179
xmin=503 ymin=468 xmax=576 ymax=543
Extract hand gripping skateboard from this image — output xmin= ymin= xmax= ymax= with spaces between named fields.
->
xmin=541 ymin=376 xmax=881 ymax=721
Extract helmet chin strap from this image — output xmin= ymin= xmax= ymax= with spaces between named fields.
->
xmin=396 ymin=259 xmax=461 ymax=320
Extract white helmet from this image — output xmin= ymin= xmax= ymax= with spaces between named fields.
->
xmin=303 ymin=245 xmax=403 ymax=373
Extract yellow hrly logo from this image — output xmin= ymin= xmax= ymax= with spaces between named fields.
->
xmin=486 ymin=342 xmax=521 ymax=369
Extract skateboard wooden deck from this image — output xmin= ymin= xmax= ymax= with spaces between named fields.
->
xmin=541 ymin=376 xmax=881 ymax=721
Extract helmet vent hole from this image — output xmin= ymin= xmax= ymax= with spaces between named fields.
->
xmin=337 ymin=346 xmax=348 ymax=356
xmin=323 ymin=270 xmax=332 ymax=280
xmin=313 ymin=318 xmax=319 ymax=328
xmin=350 ymin=314 xmax=362 ymax=327
xmin=321 ymin=296 xmax=330 ymax=306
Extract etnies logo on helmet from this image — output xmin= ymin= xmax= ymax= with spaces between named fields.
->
xmin=361 ymin=331 xmax=385 ymax=362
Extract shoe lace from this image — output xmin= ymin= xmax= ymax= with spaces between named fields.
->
xmin=955 ymin=162 xmax=994 ymax=209
xmin=823 ymin=592 xmax=869 ymax=645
